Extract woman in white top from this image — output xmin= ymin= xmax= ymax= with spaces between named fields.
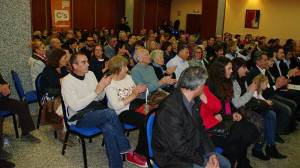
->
xmin=28 ymin=39 xmax=47 ymax=88
xmin=105 ymin=56 xmax=148 ymax=167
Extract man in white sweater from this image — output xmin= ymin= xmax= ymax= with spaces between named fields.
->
xmin=61 ymin=52 xmax=131 ymax=168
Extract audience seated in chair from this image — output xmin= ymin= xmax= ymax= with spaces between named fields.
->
xmin=28 ymin=39 xmax=47 ymax=88
xmin=202 ymin=57 xmax=259 ymax=167
xmin=0 ymin=72 xmax=40 ymax=165
xmin=104 ymin=35 xmax=118 ymax=59
xmin=105 ymin=55 xmax=148 ymax=167
xmin=40 ymin=48 xmax=73 ymax=145
xmin=166 ymin=44 xmax=190 ymax=80
xmin=61 ymin=52 xmax=131 ymax=168
xmin=88 ymin=44 xmax=109 ymax=82
xmin=153 ymin=66 xmax=231 ymax=168
xmin=131 ymin=48 xmax=176 ymax=96
xmin=246 ymin=51 xmax=297 ymax=135
xmin=231 ymin=58 xmax=286 ymax=160
xmin=188 ymin=45 xmax=209 ymax=70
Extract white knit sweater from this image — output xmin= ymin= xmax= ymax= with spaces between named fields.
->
xmin=61 ymin=71 xmax=105 ymax=122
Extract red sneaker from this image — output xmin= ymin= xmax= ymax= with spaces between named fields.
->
xmin=126 ymin=151 xmax=148 ymax=167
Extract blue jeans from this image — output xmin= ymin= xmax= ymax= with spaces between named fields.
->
xmin=76 ymin=109 xmax=131 ymax=168
xmin=254 ymin=110 xmax=276 ymax=151
xmin=192 ymin=153 xmax=231 ymax=168
xmin=263 ymin=110 xmax=276 ymax=145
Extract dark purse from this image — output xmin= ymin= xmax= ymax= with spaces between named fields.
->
xmin=245 ymin=98 xmax=271 ymax=113
xmin=207 ymin=120 xmax=233 ymax=138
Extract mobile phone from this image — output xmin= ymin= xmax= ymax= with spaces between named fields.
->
xmin=103 ymin=71 xmax=112 ymax=77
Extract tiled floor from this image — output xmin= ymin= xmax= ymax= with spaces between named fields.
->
xmin=2 ymin=113 xmax=300 ymax=168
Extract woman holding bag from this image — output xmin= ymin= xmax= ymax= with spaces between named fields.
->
xmin=200 ymin=57 xmax=258 ymax=168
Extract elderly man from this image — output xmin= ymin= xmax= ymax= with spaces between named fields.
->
xmin=131 ymin=48 xmax=176 ymax=94
xmin=153 ymin=66 xmax=231 ymax=168
xmin=61 ymin=52 xmax=131 ymax=168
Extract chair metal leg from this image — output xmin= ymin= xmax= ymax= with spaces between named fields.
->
xmin=12 ymin=114 xmax=19 ymax=138
xmin=54 ymin=131 xmax=58 ymax=139
xmin=81 ymin=137 xmax=88 ymax=168
xmin=126 ymin=131 xmax=130 ymax=137
xmin=61 ymin=131 xmax=70 ymax=155
xmin=89 ymin=138 xmax=92 ymax=143
xmin=36 ymin=107 xmax=42 ymax=129
xmin=101 ymin=137 xmax=105 ymax=146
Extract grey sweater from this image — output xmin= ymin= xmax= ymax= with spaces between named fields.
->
xmin=231 ymin=80 xmax=254 ymax=108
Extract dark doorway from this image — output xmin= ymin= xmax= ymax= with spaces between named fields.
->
xmin=186 ymin=14 xmax=202 ymax=34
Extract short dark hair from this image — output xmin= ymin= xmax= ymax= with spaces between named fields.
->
xmin=128 ymin=34 xmax=136 ymax=39
xmin=178 ymin=66 xmax=208 ymax=90
xmin=177 ymin=44 xmax=188 ymax=54
xmin=214 ymin=44 xmax=224 ymax=52
xmin=253 ymin=51 xmax=268 ymax=63
xmin=67 ymin=38 xmax=78 ymax=45
xmin=46 ymin=48 xmax=66 ymax=68
xmin=161 ymin=41 xmax=172 ymax=51
xmin=69 ymin=52 xmax=86 ymax=66
xmin=107 ymin=35 xmax=117 ymax=42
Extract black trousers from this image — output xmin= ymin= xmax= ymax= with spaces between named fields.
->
xmin=0 ymin=98 xmax=36 ymax=135
xmin=278 ymin=90 xmax=300 ymax=117
xmin=118 ymin=99 xmax=148 ymax=156
xmin=272 ymin=94 xmax=297 ymax=133
xmin=211 ymin=119 xmax=258 ymax=167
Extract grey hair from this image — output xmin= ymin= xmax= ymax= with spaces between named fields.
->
xmin=134 ymin=48 xmax=149 ymax=62
xmin=178 ymin=66 xmax=208 ymax=90
xmin=150 ymin=49 xmax=164 ymax=61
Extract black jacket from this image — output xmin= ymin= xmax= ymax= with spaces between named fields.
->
xmin=269 ymin=60 xmax=289 ymax=79
xmin=152 ymin=89 xmax=214 ymax=168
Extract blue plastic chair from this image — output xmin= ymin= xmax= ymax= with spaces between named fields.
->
xmin=123 ymin=123 xmax=137 ymax=137
xmin=60 ymin=97 xmax=103 ymax=168
xmin=11 ymin=70 xmax=38 ymax=103
xmin=0 ymin=111 xmax=19 ymax=138
xmin=146 ymin=112 xmax=159 ymax=168
xmin=35 ymin=73 xmax=58 ymax=138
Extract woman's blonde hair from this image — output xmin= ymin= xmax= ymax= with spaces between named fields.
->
xmin=30 ymin=39 xmax=44 ymax=52
xmin=108 ymin=55 xmax=128 ymax=74
xmin=252 ymin=74 xmax=269 ymax=93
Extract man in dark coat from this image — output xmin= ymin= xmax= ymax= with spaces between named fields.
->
xmin=152 ymin=66 xmax=230 ymax=168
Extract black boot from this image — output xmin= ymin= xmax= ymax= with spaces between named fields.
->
xmin=252 ymin=148 xmax=269 ymax=160
xmin=265 ymin=145 xmax=287 ymax=159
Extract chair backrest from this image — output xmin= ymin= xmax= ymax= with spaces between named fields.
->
xmin=11 ymin=70 xmax=25 ymax=100
xmin=60 ymin=96 xmax=71 ymax=130
xmin=146 ymin=112 xmax=156 ymax=158
xmin=35 ymin=73 xmax=43 ymax=106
